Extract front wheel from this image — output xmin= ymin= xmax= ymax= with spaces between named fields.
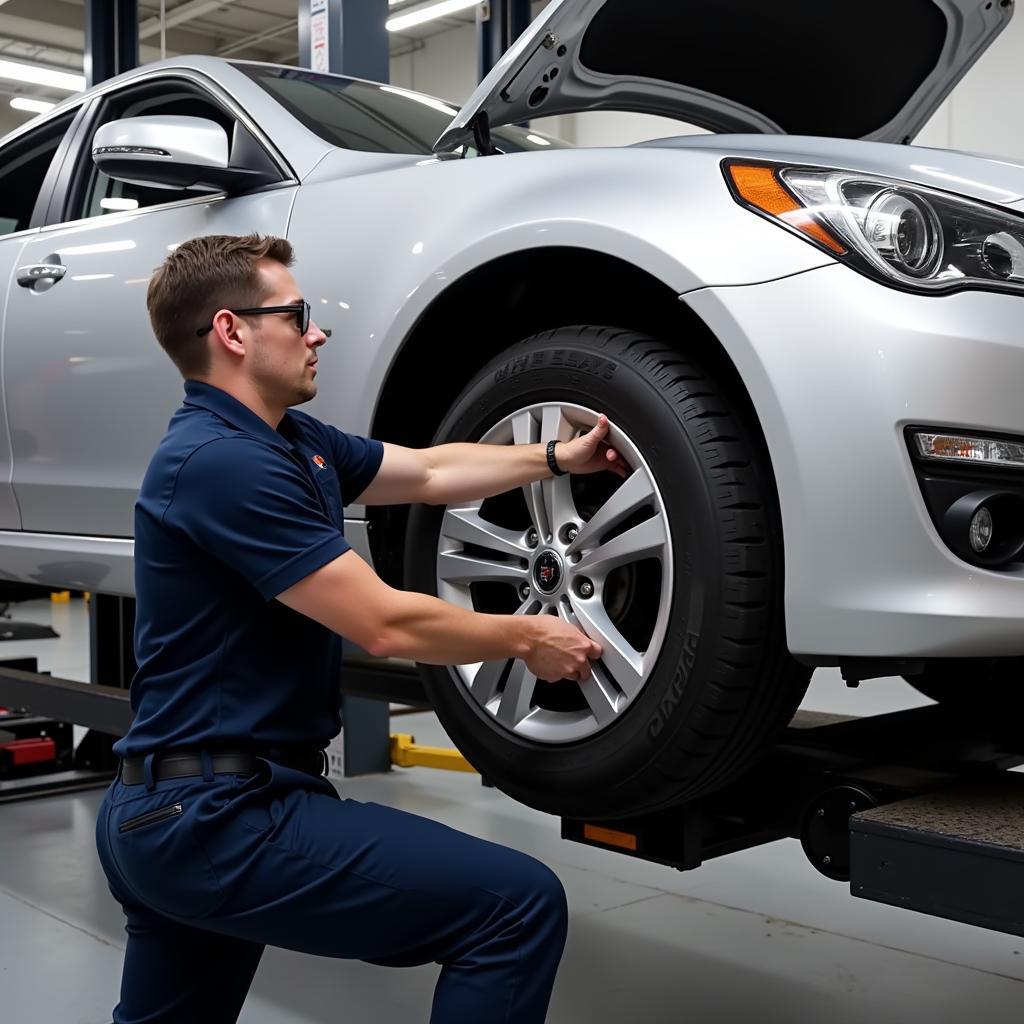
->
xmin=405 ymin=326 xmax=809 ymax=819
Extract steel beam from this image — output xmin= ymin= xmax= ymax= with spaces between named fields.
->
xmin=477 ymin=0 xmax=531 ymax=82
xmin=298 ymin=0 xmax=390 ymax=82
xmin=0 ymin=667 xmax=132 ymax=736
xmin=84 ymin=0 xmax=138 ymax=88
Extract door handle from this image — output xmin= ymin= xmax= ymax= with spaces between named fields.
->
xmin=17 ymin=263 xmax=66 ymax=288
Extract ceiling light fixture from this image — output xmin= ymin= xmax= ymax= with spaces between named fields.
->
xmin=10 ymin=97 xmax=56 ymax=114
xmin=386 ymin=0 xmax=481 ymax=33
xmin=0 ymin=59 xmax=84 ymax=93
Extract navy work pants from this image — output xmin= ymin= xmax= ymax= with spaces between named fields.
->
xmin=95 ymin=757 xmax=568 ymax=1023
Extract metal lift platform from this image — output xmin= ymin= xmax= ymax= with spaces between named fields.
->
xmin=561 ymin=704 xmax=1024 ymax=938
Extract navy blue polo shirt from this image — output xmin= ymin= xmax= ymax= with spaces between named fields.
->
xmin=112 ymin=380 xmax=383 ymax=759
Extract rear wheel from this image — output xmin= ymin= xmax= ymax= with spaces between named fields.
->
xmin=405 ymin=326 xmax=810 ymax=819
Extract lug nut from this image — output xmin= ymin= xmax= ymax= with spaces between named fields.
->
xmin=566 ymin=525 xmax=579 ymax=542
xmin=519 ymin=583 xmax=531 ymax=600
xmin=577 ymin=579 xmax=594 ymax=598
xmin=526 ymin=529 xmax=539 ymax=548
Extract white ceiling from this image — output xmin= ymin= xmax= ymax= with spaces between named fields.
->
xmin=0 ymin=0 xmax=477 ymax=104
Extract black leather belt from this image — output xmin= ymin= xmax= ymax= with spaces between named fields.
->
xmin=120 ymin=748 xmax=327 ymax=786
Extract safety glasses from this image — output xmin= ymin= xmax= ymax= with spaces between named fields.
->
xmin=196 ymin=300 xmax=312 ymax=337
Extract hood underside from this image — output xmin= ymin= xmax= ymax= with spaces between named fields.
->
xmin=435 ymin=0 xmax=1014 ymax=153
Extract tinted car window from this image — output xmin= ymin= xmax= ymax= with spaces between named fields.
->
xmin=78 ymin=85 xmax=237 ymax=220
xmin=234 ymin=63 xmax=567 ymax=156
xmin=0 ymin=113 xmax=75 ymax=235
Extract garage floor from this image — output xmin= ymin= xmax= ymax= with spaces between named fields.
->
xmin=1 ymin=597 xmax=1022 ymax=1023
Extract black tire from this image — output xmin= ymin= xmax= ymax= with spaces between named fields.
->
xmin=405 ymin=326 xmax=810 ymax=819
xmin=905 ymin=658 xmax=1024 ymax=713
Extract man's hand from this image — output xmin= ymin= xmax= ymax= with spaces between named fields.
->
xmin=554 ymin=415 xmax=628 ymax=479
xmin=523 ymin=615 xmax=603 ymax=683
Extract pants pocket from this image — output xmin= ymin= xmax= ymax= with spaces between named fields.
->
xmin=119 ymin=802 xmax=184 ymax=833
xmin=109 ymin=799 xmax=225 ymax=920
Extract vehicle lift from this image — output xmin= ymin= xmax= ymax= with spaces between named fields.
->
xmin=1 ymin=595 xmax=1023 ymax=939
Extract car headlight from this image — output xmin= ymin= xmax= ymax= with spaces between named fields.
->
xmin=724 ymin=160 xmax=1024 ymax=295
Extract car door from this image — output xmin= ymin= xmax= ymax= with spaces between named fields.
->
xmin=0 ymin=107 xmax=81 ymax=532
xmin=2 ymin=73 xmax=297 ymax=538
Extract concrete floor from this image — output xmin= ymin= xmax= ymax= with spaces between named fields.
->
xmin=1 ymin=596 xmax=1023 ymax=1023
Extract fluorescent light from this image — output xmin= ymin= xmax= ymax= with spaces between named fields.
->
xmin=10 ymin=97 xmax=55 ymax=114
xmin=379 ymin=85 xmax=457 ymax=116
xmin=526 ymin=134 xmax=551 ymax=146
xmin=386 ymin=0 xmax=481 ymax=32
xmin=100 ymin=198 xmax=140 ymax=212
xmin=0 ymin=59 xmax=84 ymax=93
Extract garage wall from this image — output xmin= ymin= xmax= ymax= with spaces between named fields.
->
xmin=389 ymin=23 xmax=477 ymax=103
xmin=915 ymin=6 xmax=1024 ymax=157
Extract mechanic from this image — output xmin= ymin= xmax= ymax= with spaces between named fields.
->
xmin=94 ymin=233 xmax=627 ymax=1024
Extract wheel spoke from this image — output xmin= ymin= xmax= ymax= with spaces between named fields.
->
xmin=573 ymin=513 xmax=668 ymax=579
xmin=513 ymin=410 xmax=549 ymax=541
xmin=496 ymin=659 xmax=537 ymax=728
xmin=569 ymin=593 xmax=646 ymax=699
xmin=438 ymin=551 xmax=529 ymax=585
xmin=539 ymin=406 xmax=579 ymax=535
xmin=579 ymin=663 xmax=620 ymax=727
xmin=539 ymin=404 xmax=575 ymax=446
xmin=469 ymin=657 xmax=509 ymax=705
xmin=556 ymin=602 xmax=621 ymax=726
xmin=566 ymin=470 xmax=654 ymax=556
xmin=548 ymin=473 xmax=580 ymax=533
xmin=440 ymin=507 xmax=529 ymax=559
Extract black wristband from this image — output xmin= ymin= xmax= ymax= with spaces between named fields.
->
xmin=546 ymin=439 xmax=567 ymax=476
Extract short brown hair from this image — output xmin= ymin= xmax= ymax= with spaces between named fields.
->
xmin=146 ymin=233 xmax=294 ymax=377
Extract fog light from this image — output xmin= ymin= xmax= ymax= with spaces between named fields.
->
xmin=969 ymin=507 xmax=993 ymax=553
xmin=942 ymin=490 xmax=1024 ymax=567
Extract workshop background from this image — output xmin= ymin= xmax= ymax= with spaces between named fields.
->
xmin=0 ymin=2 xmax=1023 ymax=1023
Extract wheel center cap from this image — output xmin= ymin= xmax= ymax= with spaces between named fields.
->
xmin=534 ymin=550 xmax=564 ymax=594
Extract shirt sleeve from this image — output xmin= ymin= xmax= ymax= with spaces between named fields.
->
xmin=327 ymin=428 xmax=384 ymax=505
xmin=164 ymin=437 xmax=351 ymax=601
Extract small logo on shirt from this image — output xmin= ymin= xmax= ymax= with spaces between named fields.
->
xmin=312 ymin=455 xmax=327 ymax=470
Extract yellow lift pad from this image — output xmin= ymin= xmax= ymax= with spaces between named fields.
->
xmin=390 ymin=733 xmax=477 ymax=774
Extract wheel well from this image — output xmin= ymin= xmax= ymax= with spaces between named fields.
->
xmin=368 ymin=246 xmax=773 ymax=587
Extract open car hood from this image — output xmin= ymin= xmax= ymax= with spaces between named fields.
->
xmin=435 ymin=0 xmax=1013 ymax=153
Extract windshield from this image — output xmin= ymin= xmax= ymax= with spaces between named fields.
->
xmin=233 ymin=62 xmax=569 ymax=157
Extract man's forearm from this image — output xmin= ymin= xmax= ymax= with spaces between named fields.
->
xmin=373 ymin=587 xmax=534 ymax=664
xmin=424 ymin=441 xmax=558 ymax=505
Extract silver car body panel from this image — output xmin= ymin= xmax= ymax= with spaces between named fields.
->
xmin=286 ymin=145 xmax=835 ymax=445
xmin=4 ymin=186 xmax=298 ymax=536
xmin=685 ymin=264 xmax=1024 ymax=658
xmin=436 ymin=0 xmax=1013 ymax=153
xmin=1 ymin=57 xmax=1023 ymax=662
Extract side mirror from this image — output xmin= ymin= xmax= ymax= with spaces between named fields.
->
xmin=92 ymin=115 xmax=278 ymax=194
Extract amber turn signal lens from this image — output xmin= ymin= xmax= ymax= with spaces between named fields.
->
xmin=727 ymin=164 xmax=847 ymax=255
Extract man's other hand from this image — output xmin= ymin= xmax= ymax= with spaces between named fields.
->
xmin=524 ymin=616 xmax=602 ymax=683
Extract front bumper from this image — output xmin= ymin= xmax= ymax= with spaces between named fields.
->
xmin=684 ymin=263 xmax=1024 ymax=660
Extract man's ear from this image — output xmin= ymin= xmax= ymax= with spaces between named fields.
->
xmin=210 ymin=310 xmax=246 ymax=357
